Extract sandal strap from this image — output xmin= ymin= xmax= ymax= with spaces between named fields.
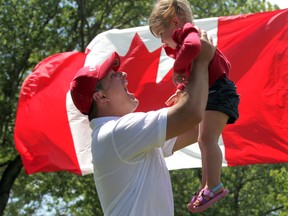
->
xmin=211 ymin=183 xmax=223 ymax=192
xmin=196 ymin=183 xmax=225 ymax=203
xmin=202 ymin=189 xmax=215 ymax=198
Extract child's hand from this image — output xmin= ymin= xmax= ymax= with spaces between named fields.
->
xmin=165 ymin=89 xmax=182 ymax=106
xmin=173 ymin=72 xmax=188 ymax=85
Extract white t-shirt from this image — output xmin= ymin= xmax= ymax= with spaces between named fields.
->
xmin=90 ymin=108 xmax=176 ymax=216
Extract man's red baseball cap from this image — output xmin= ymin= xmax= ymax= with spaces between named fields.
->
xmin=70 ymin=52 xmax=120 ymax=114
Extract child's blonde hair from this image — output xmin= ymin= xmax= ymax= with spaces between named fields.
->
xmin=148 ymin=0 xmax=193 ymax=37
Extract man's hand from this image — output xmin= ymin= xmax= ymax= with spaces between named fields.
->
xmin=196 ymin=30 xmax=216 ymax=63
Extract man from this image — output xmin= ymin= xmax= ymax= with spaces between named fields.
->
xmin=70 ymin=33 xmax=215 ymax=216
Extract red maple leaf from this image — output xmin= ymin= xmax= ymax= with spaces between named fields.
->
xmin=119 ymin=33 xmax=175 ymax=112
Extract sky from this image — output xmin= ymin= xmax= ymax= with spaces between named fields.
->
xmin=267 ymin=0 xmax=288 ymax=9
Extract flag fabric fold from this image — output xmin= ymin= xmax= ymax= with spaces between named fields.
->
xmin=14 ymin=9 xmax=288 ymax=175
xmin=14 ymin=52 xmax=87 ymax=175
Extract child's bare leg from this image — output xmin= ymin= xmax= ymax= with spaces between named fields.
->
xmin=187 ymin=110 xmax=230 ymax=212
xmin=199 ymin=110 xmax=228 ymax=190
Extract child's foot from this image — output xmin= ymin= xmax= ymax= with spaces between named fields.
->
xmin=188 ymin=189 xmax=202 ymax=206
xmin=187 ymin=183 xmax=229 ymax=213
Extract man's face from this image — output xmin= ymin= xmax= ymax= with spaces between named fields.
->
xmin=99 ymin=70 xmax=139 ymax=116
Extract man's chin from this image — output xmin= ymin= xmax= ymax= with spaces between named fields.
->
xmin=131 ymin=100 xmax=139 ymax=112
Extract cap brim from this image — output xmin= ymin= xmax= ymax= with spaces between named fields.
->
xmin=97 ymin=52 xmax=121 ymax=80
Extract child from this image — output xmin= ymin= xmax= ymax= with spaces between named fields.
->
xmin=148 ymin=0 xmax=240 ymax=213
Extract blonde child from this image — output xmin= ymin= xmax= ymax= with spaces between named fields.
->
xmin=149 ymin=0 xmax=240 ymax=213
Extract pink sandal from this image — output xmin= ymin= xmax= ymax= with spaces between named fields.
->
xmin=187 ymin=183 xmax=229 ymax=213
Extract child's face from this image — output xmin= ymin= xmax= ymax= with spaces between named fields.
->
xmin=159 ymin=25 xmax=178 ymax=49
xmin=158 ymin=17 xmax=184 ymax=49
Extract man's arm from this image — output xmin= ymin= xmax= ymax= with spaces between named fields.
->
xmin=166 ymin=34 xmax=215 ymax=141
xmin=171 ymin=126 xmax=199 ymax=153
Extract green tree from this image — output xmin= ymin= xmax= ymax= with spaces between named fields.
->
xmin=0 ymin=0 xmax=285 ymax=215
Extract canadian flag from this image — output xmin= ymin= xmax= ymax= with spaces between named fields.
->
xmin=14 ymin=9 xmax=288 ymax=175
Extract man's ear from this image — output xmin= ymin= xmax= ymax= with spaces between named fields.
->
xmin=92 ymin=92 xmax=107 ymax=103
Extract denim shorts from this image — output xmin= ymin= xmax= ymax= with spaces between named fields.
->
xmin=206 ymin=77 xmax=240 ymax=124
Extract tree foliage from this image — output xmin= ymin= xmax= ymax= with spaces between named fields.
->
xmin=0 ymin=0 xmax=286 ymax=215
xmin=171 ymin=164 xmax=288 ymax=216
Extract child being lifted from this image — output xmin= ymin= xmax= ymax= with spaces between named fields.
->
xmin=149 ymin=0 xmax=240 ymax=212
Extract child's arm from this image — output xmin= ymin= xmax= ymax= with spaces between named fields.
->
xmin=173 ymin=24 xmax=201 ymax=74
xmin=165 ymin=84 xmax=185 ymax=106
